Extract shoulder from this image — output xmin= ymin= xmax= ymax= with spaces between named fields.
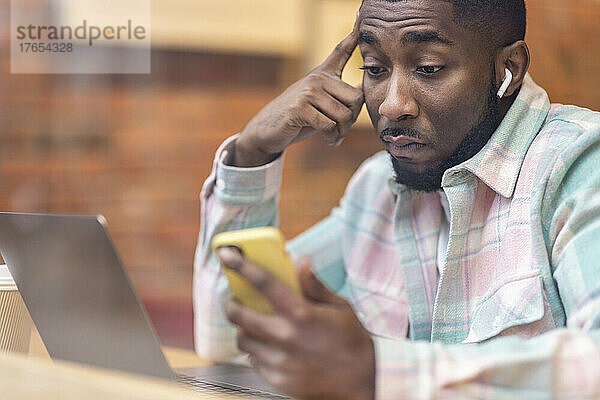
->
xmin=536 ymin=104 xmax=600 ymax=147
xmin=547 ymin=104 xmax=600 ymax=162
xmin=527 ymin=105 xmax=600 ymax=176
xmin=546 ymin=104 xmax=600 ymax=131
xmin=533 ymin=105 xmax=600 ymax=216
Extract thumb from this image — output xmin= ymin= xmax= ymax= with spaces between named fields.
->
xmin=298 ymin=257 xmax=346 ymax=305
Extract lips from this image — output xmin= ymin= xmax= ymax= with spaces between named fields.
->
xmin=382 ymin=135 xmax=427 ymax=158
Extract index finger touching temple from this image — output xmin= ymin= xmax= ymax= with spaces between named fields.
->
xmin=320 ymin=11 xmax=361 ymax=77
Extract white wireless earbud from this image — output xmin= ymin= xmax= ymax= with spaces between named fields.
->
xmin=497 ymin=68 xmax=513 ymax=99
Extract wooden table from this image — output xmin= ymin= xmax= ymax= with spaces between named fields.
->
xmin=163 ymin=345 xmax=211 ymax=369
xmin=0 ymin=327 xmax=244 ymax=399
xmin=0 ymin=349 xmax=242 ymax=400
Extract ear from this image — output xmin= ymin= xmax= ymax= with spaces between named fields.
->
xmin=494 ymin=40 xmax=530 ymax=99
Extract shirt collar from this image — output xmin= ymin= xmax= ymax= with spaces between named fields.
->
xmin=441 ymin=74 xmax=551 ymax=198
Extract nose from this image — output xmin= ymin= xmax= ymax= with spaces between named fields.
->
xmin=378 ymin=73 xmax=419 ymax=121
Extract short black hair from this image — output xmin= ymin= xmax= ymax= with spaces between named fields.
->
xmin=366 ymin=0 xmax=527 ymax=48
xmin=448 ymin=0 xmax=526 ymax=46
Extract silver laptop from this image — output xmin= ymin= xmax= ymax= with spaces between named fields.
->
xmin=0 ymin=212 xmax=287 ymax=399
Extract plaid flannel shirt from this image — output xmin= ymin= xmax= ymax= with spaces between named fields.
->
xmin=193 ymin=75 xmax=600 ymax=399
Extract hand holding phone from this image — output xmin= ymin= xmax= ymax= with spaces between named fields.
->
xmin=212 ymin=227 xmax=301 ymax=314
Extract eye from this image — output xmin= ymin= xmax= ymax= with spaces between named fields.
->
xmin=359 ymin=65 xmax=386 ymax=77
xmin=417 ymin=65 xmax=444 ymax=74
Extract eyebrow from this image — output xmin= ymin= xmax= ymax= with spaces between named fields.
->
xmin=358 ymin=31 xmax=379 ymax=46
xmin=358 ymin=30 xmax=453 ymax=47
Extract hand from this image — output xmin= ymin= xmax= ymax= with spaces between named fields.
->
xmin=233 ymin=15 xmax=364 ymax=167
xmin=217 ymin=248 xmax=375 ymax=400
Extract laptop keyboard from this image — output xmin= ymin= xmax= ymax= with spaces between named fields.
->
xmin=176 ymin=374 xmax=290 ymax=399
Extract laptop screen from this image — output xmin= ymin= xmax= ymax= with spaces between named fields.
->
xmin=0 ymin=213 xmax=173 ymax=379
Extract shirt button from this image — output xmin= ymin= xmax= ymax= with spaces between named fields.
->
xmin=216 ymin=179 xmax=226 ymax=190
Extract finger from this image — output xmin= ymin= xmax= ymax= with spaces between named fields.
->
xmin=303 ymin=102 xmax=348 ymax=146
xmin=298 ymin=258 xmax=347 ymax=305
xmin=309 ymin=90 xmax=354 ymax=126
xmin=226 ymin=299 xmax=298 ymax=345
xmin=225 ymin=298 xmax=280 ymax=341
xmin=218 ymin=247 xmax=304 ymax=316
xmin=303 ymin=105 xmax=338 ymax=134
xmin=320 ymin=13 xmax=360 ymax=76
xmin=307 ymin=95 xmax=355 ymax=147
xmin=320 ymin=128 xmax=345 ymax=147
xmin=237 ymin=332 xmax=293 ymax=370
xmin=330 ymin=83 xmax=364 ymax=146
xmin=322 ymin=78 xmax=364 ymax=114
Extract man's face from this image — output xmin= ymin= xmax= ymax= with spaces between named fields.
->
xmin=359 ymin=0 xmax=500 ymax=191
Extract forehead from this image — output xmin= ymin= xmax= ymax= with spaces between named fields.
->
xmin=359 ymin=0 xmax=477 ymax=50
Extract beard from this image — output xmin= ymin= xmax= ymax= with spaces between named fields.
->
xmin=388 ymin=75 xmax=501 ymax=192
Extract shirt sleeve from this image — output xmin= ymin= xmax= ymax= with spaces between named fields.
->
xmin=193 ymin=135 xmax=284 ymax=363
xmin=193 ymin=135 xmax=348 ymax=362
xmin=373 ymin=329 xmax=600 ymax=400
xmin=372 ymin=126 xmax=600 ymax=400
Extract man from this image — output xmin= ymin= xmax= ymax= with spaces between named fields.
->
xmin=194 ymin=1 xmax=600 ymax=399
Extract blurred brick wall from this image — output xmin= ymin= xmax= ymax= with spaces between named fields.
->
xmin=0 ymin=0 xmax=598 ymax=349
xmin=526 ymin=0 xmax=600 ymax=110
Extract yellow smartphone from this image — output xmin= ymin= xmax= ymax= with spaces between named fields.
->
xmin=211 ymin=227 xmax=301 ymax=314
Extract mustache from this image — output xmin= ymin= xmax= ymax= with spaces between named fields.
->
xmin=379 ymin=127 xmax=422 ymax=141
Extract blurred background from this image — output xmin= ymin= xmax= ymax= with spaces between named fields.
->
xmin=0 ymin=0 xmax=599 ymax=350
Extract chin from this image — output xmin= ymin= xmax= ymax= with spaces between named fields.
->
xmin=390 ymin=154 xmax=444 ymax=193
